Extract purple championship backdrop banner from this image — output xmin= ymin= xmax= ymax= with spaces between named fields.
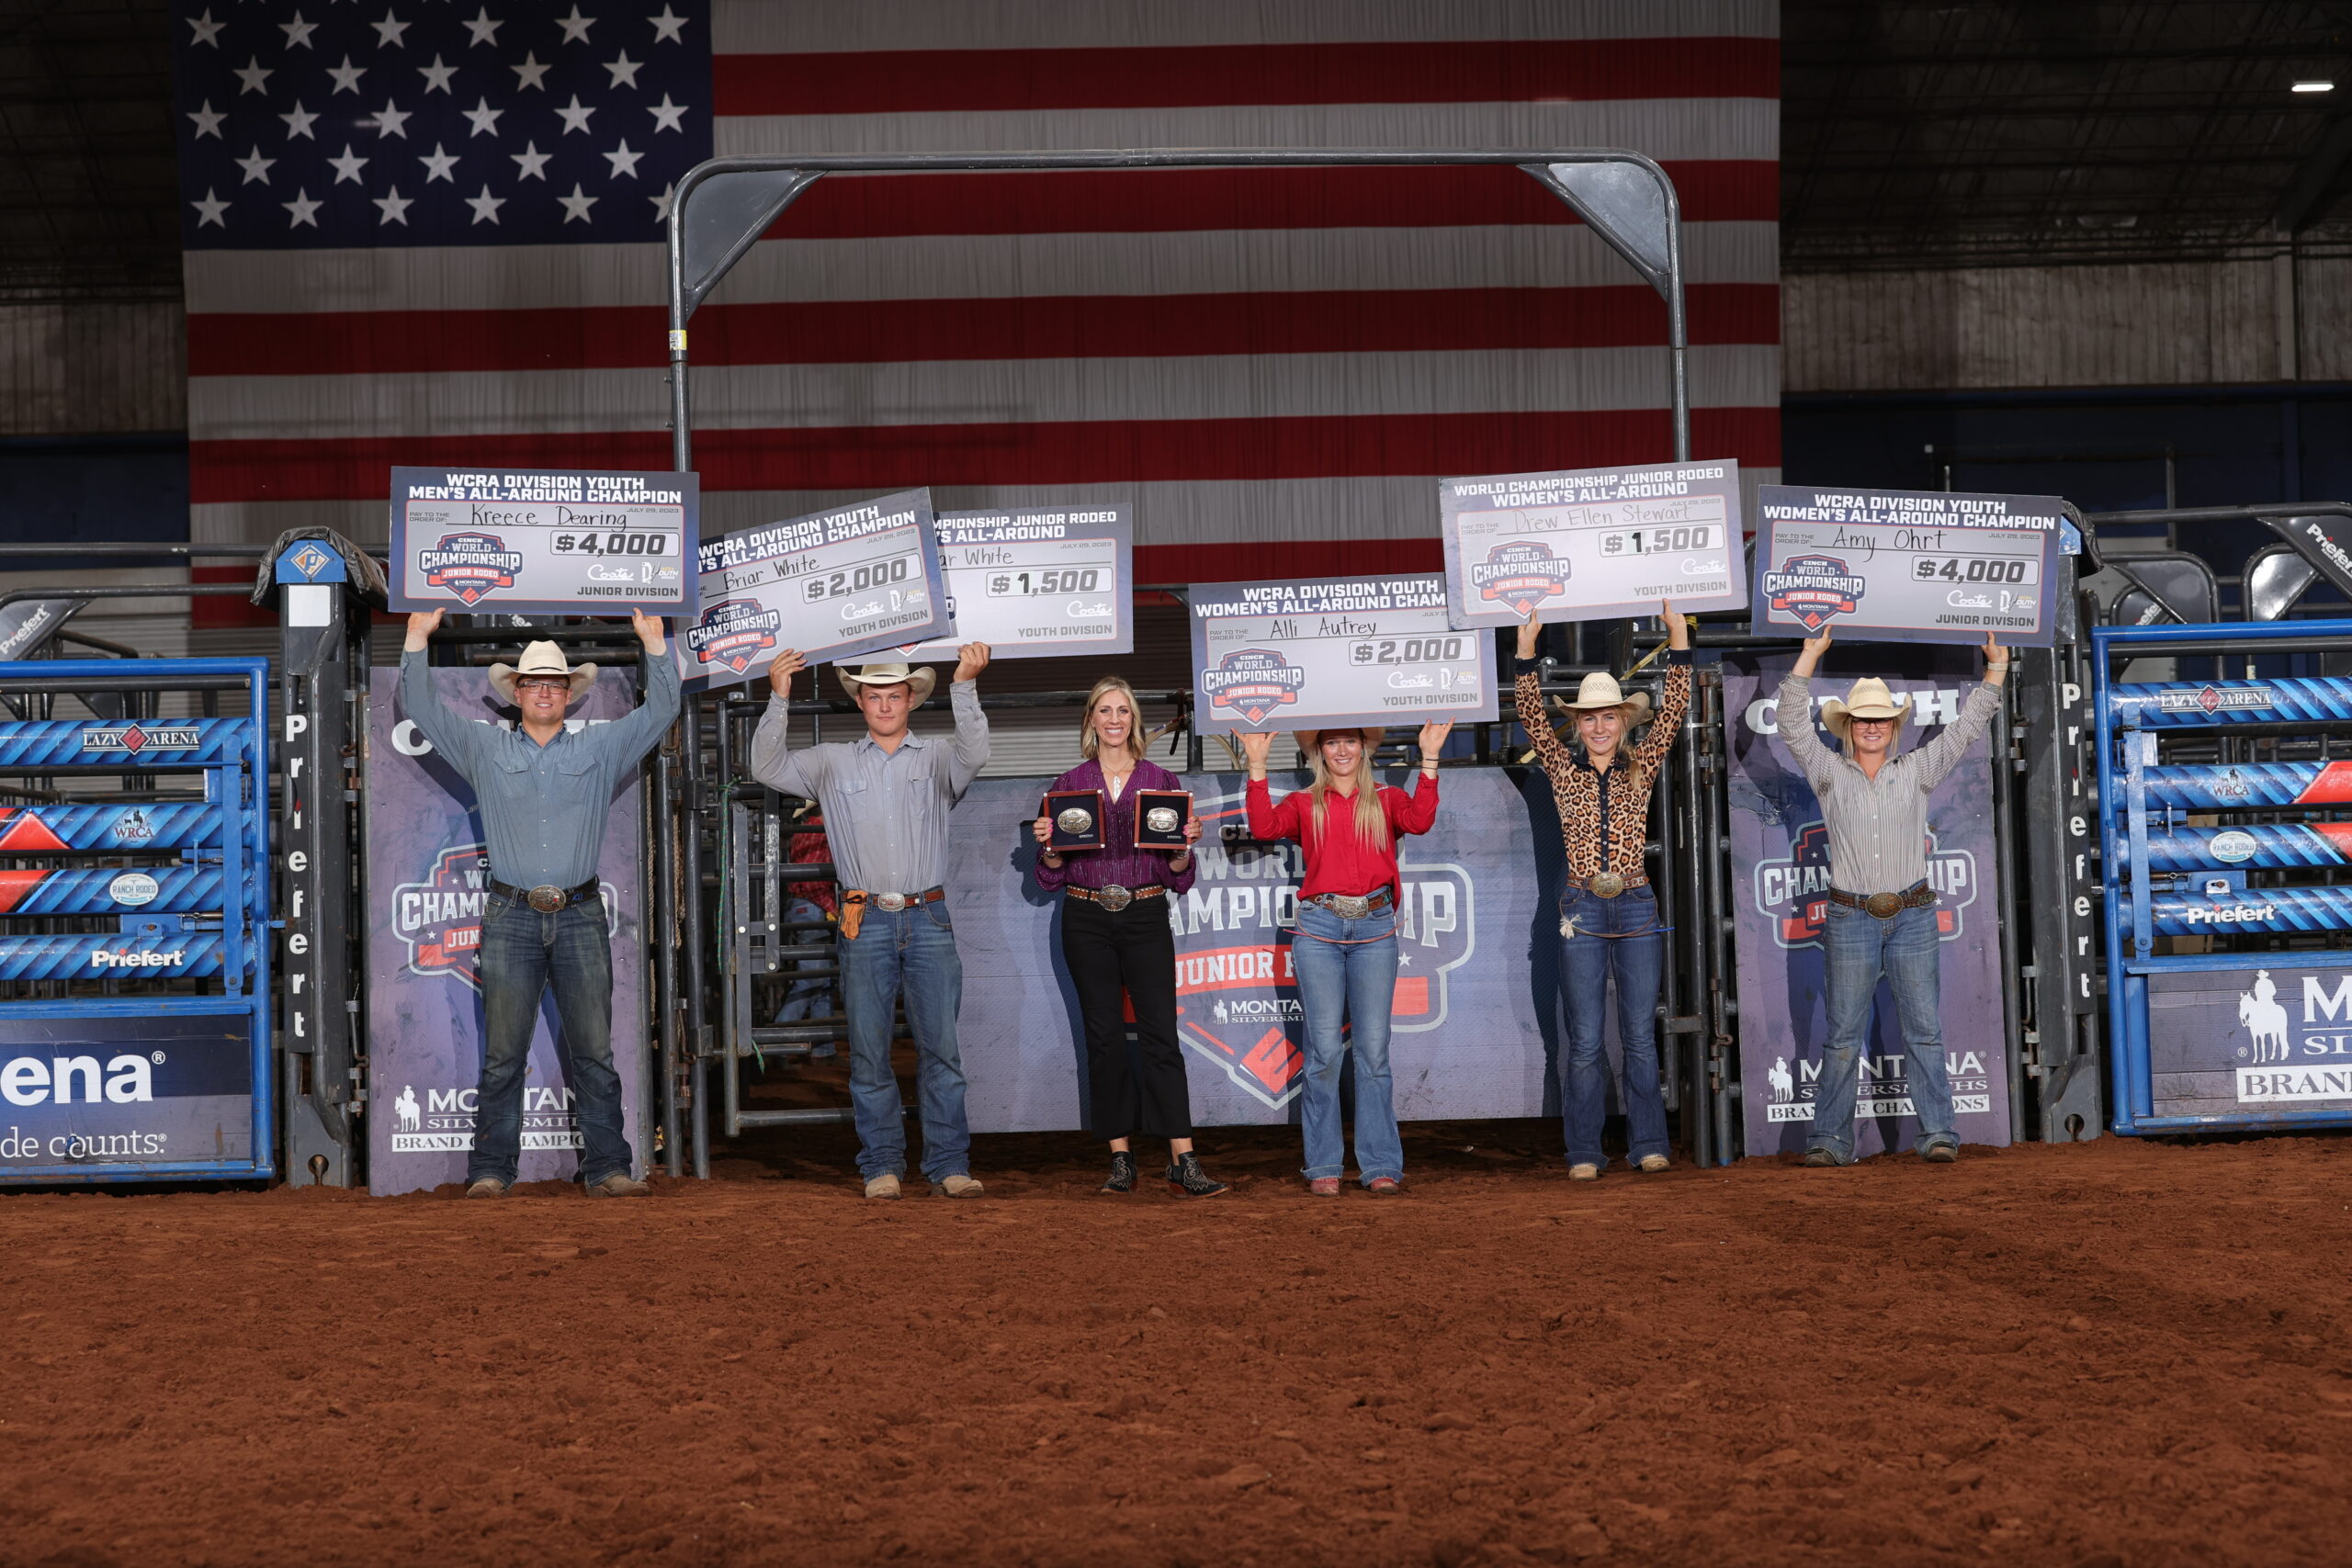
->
xmin=365 ymin=668 xmax=650 ymax=1195
xmin=1723 ymin=652 xmax=2013 ymax=1156
xmin=948 ymin=769 xmax=1637 ymax=1134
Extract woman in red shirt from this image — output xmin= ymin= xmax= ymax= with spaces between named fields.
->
xmin=1241 ymin=721 xmax=1449 ymax=1194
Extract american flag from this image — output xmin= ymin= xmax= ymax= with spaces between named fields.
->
xmin=173 ymin=1 xmax=1778 ymax=587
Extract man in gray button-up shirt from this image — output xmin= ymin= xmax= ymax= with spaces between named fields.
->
xmin=1776 ymin=626 xmax=2007 ymax=1168
xmin=750 ymin=642 xmax=991 ymax=1201
xmin=401 ymin=608 xmax=678 ymax=1200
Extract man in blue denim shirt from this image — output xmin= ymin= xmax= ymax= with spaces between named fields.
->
xmin=401 ymin=607 xmax=680 ymax=1198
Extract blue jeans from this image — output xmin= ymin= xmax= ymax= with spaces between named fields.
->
xmin=837 ymin=898 xmax=971 ymax=1182
xmin=1559 ymin=886 xmax=1668 ymax=1169
xmin=1810 ymin=900 xmax=1955 ymax=1163
xmin=1289 ymin=900 xmax=1403 ymax=1185
xmin=471 ymin=895 xmax=633 ymax=1187
xmin=774 ymin=897 xmax=839 ymax=1057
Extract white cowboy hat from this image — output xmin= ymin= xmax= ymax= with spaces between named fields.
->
xmin=1818 ymin=676 xmax=1913 ymax=742
xmin=1293 ymin=726 xmax=1385 ymax=757
xmin=836 ymin=660 xmax=937 ymax=704
xmin=1553 ymin=671 xmax=1655 ymax=727
xmin=488 ymin=640 xmax=597 ymax=705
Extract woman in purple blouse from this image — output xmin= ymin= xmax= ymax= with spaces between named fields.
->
xmin=1032 ymin=676 xmax=1226 ymax=1197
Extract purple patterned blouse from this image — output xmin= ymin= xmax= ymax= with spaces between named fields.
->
xmin=1030 ymin=756 xmax=1199 ymax=896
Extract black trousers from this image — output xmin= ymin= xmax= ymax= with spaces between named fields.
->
xmin=1061 ymin=894 xmax=1194 ymax=1142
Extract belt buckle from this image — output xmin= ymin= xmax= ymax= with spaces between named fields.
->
xmin=526 ymin=884 xmax=567 ymax=913
xmin=1863 ymin=891 xmax=1904 ymax=919
xmin=875 ymin=893 xmax=909 ymax=912
xmin=1589 ymin=871 xmax=1626 ymax=899
xmin=1329 ymin=894 xmax=1371 ymax=919
xmin=1097 ymin=884 xmax=1134 ymax=913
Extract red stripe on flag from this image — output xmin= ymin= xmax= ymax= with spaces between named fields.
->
xmin=714 ymin=37 xmax=1780 ymax=114
xmin=748 ymin=162 xmax=1779 ymax=237
xmin=190 ymin=408 xmax=1780 ymax=504
xmin=187 ymin=284 xmax=1779 ymax=377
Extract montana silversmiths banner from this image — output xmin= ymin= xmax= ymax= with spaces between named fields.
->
xmin=1752 ymin=485 xmax=2064 ymax=648
xmin=366 ymin=667 xmax=650 ymax=1196
xmin=1723 ymin=651 xmax=2013 ymax=1156
xmin=682 ymin=488 xmax=947 ymax=691
xmin=898 ymin=506 xmax=1134 ymax=661
xmin=948 ymin=770 xmax=1607 ymax=1133
xmin=389 ymin=467 xmax=698 ymax=616
xmin=1439 ymin=461 xmax=1747 ymax=627
xmin=2143 ymin=960 xmax=2352 ymax=1121
xmin=1187 ymin=574 xmax=1499 ymax=736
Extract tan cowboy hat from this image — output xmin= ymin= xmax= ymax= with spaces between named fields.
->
xmin=1553 ymin=671 xmax=1655 ymax=727
xmin=836 ymin=660 xmax=937 ymax=704
xmin=1818 ymin=676 xmax=1914 ymax=742
xmin=1293 ymin=726 xmax=1385 ymax=758
xmin=488 ymin=640 xmax=597 ymax=705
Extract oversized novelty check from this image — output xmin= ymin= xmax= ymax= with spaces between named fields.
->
xmin=898 ymin=505 xmax=1134 ymax=660
xmin=1438 ymin=460 xmax=1747 ymax=627
xmin=1752 ymin=485 xmax=2064 ymax=648
xmin=389 ymin=467 xmax=698 ymax=615
xmin=679 ymin=489 xmax=948 ymax=691
xmin=1188 ymin=574 xmax=1498 ymax=736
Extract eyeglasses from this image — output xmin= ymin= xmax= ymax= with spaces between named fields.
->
xmin=514 ymin=677 xmax=569 ymax=694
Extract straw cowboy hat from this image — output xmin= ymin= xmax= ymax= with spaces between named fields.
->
xmin=837 ymin=660 xmax=936 ymax=704
xmin=1553 ymin=671 xmax=1655 ymax=727
xmin=1293 ymin=726 xmax=1385 ymax=757
xmin=1818 ymin=676 xmax=1913 ymax=742
xmin=488 ymin=640 xmax=597 ymax=705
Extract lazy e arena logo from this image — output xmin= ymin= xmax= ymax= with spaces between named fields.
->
xmin=684 ymin=598 xmax=782 ymax=675
xmin=80 ymin=723 xmax=201 ymax=754
xmin=1470 ymin=541 xmax=1570 ymax=615
xmin=1761 ymin=554 xmax=1866 ymax=631
xmin=419 ymin=532 xmax=524 ymax=605
xmin=1163 ymin=785 xmax=1474 ymax=1107
xmin=1752 ymin=821 xmax=1978 ymax=948
xmin=1204 ymin=649 xmax=1307 ymax=727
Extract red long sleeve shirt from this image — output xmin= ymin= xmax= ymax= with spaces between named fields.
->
xmin=1245 ymin=771 xmax=1440 ymax=905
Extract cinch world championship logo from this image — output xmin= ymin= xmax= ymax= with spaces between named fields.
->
xmin=1469 ymin=540 xmax=1570 ymax=615
xmin=418 ymin=532 xmax=524 ymax=605
xmin=1751 ymin=821 xmax=1979 ymax=948
xmin=1761 ymin=553 xmax=1867 ymax=631
xmin=392 ymin=841 xmax=617 ymax=990
xmin=1167 ymin=785 xmax=1476 ymax=1107
xmin=1203 ymin=649 xmax=1308 ymax=726
xmin=684 ymin=598 xmax=782 ymax=675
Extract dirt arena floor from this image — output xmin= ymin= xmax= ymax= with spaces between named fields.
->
xmin=3 ymin=1121 xmax=2348 ymax=1568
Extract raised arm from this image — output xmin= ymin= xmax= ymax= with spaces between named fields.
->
xmin=595 ymin=610 xmax=681 ymax=761
xmin=943 ymin=642 xmax=993 ymax=801
xmin=397 ymin=610 xmax=485 ymax=781
xmin=1908 ymin=637 xmax=2010 ymax=793
xmin=1634 ymin=603 xmax=1692 ymax=769
xmin=748 ymin=649 xmax=822 ymax=800
xmin=1512 ymin=618 xmax=1572 ymax=771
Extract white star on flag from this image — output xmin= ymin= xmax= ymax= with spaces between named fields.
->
xmin=605 ymin=51 xmax=641 ymax=89
xmin=283 ymin=189 xmax=322 ymax=229
xmin=647 ymin=6 xmax=686 ymax=44
xmin=460 ymin=97 xmax=503 ymax=137
xmin=233 ymin=57 xmax=272 ymax=95
xmin=559 ymin=183 xmax=599 ymax=223
xmin=417 ymin=54 xmax=457 ymax=94
xmin=279 ymin=12 xmax=318 ymax=50
xmin=327 ymin=145 xmax=368 ymax=184
xmin=235 ymin=147 xmax=276 ymax=185
xmin=603 ymin=139 xmax=643 ymax=178
xmin=509 ymin=141 xmax=551 ymax=180
xmin=371 ymin=99 xmax=412 ymax=138
xmin=556 ymin=6 xmax=596 ymax=44
xmin=419 ymin=142 xmax=459 ymax=183
xmin=510 ymin=51 xmax=550 ymax=91
xmin=187 ymin=100 xmax=225 ymax=140
xmin=279 ymin=101 xmax=320 ymax=140
xmin=187 ymin=8 xmax=223 ymax=48
xmin=465 ymin=185 xmax=505 ymax=224
xmin=650 ymin=181 xmax=675 ymax=221
xmin=555 ymin=94 xmax=595 ymax=133
xmin=191 ymin=188 xmax=230 ymax=227
xmin=461 ymin=7 xmax=501 ymax=47
xmin=372 ymin=186 xmax=413 ymax=225
xmin=326 ymin=56 xmax=367 ymax=94
xmin=645 ymin=93 xmax=686 ymax=132
xmin=371 ymin=11 xmax=411 ymax=49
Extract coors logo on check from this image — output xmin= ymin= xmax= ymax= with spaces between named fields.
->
xmin=1761 ymin=554 xmax=1868 ymax=631
xmin=684 ymin=598 xmax=781 ymax=676
xmin=418 ymin=532 xmax=525 ymax=605
xmin=1204 ymin=649 xmax=1307 ymax=726
xmin=1469 ymin=540 xmax=1570 ymax=615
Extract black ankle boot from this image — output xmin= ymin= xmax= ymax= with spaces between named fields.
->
xmin=1164 ymin=1151 xmax=1228 ymax=1198
xmin=1101 ymin=1150 xmax=1136 ymax=1193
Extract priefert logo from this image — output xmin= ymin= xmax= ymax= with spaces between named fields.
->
xmin=90 ymin=948 xmax=183 ymax=969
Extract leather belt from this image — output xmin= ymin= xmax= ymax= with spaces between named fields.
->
xmin=844 ymin=887 xmax=944 ymax=914
xmin=1568 ymin=871 xmax=1648 ymax=898
xmin=1829 ymin=880 xmax=1936 ymax=919
xmin=488 ymin=876 xmax=601 ymax=914
xmin=1066 ymin=884 xmax=1166 ymax=913
xmin=1306 ymin=886 xmax=1395 ymax=920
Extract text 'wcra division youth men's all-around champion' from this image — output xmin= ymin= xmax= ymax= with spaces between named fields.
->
xmin=389 ymin=468 xmax=700 ymax=618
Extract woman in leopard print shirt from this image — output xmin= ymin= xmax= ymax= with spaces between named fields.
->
xmin=1513 ymin=604 xmax=1691 ymax=1182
